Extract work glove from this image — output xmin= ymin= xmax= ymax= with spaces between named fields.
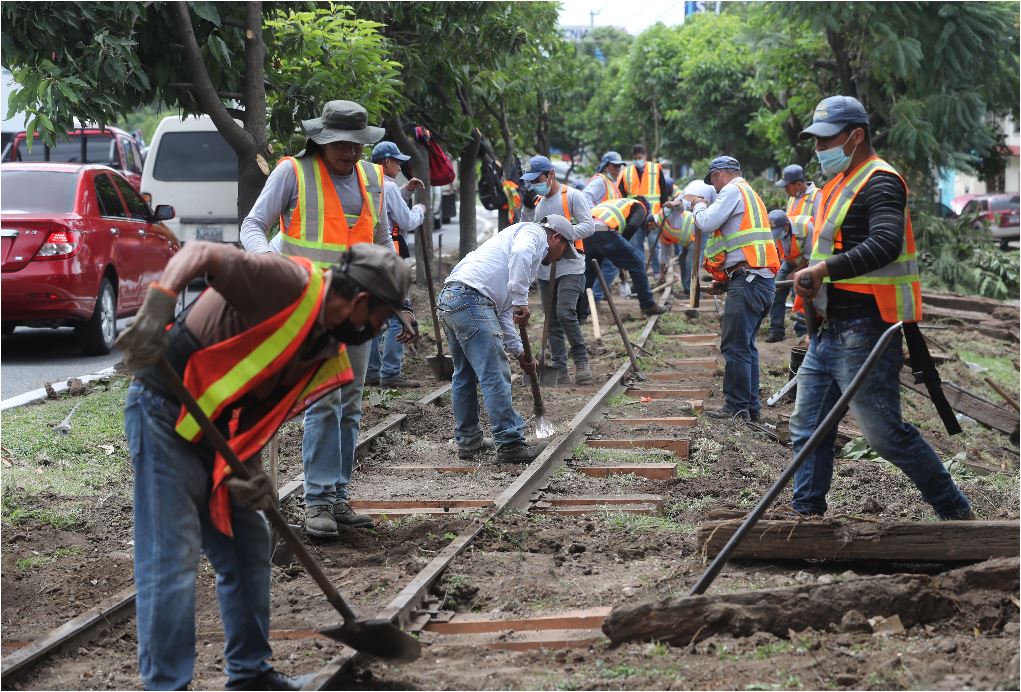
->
xmin=226 ymin=470 xmax=276 ymax=512
xmin=522 ymin=187 xmax=539 ymax=209
xmin=115 ymin=284 xmax=178 ymax=372
xmin=517 ymin=352 xmax=537 ymax=376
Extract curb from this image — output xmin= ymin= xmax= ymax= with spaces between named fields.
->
xmin=0 ymin=366 xmax=119 ymax=412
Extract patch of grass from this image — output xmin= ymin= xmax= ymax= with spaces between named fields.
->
xmin=3 ymin=503 xmax=84 ymax=530
xmin=715 ymin=643 xmax=739 ymax=661
xmin=606 ymin=393 xmax=637 ymax=408
xmin=15 ymin=545 xmax=81 ymax=570
xmin=751 ymin=641 xmax=794 ymax=660
xmin=691 ymin=437 xmax=723 ymax=465
xmin=956 ymin=349 xmax=1020 ymax=395
xmin=601 ymin=664 xmax=639 ymax=679
xmin=603 ymin=512 xmax=697 ymax=534
xmin=572 ymin=445 xmax=674 ymax=464
xmin=649 ymin=640 xmax=670 ymax=656
xmin=656 ymin=312 xmax=706 ymax=335
xmin=442 ymin=531 xmax=458 ymax=541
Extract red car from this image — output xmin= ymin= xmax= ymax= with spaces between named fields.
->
xmin=1 ymin=163 xmax=180 ymax=355
xmin=961 ymin=193 xmax=1020 ymax=248
xmin=2 ymin=126 xmax=145 ymax=190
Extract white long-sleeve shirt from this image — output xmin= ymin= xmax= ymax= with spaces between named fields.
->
xmin=521 ymin=184 xmax=593 ymax=279
xmin=383 ymin=175 xmax=424 ymax=234
xmin=692 ymin=177 xmax=773 ymax=278
xmin=444 ymin=222 xmax=548 ymax=356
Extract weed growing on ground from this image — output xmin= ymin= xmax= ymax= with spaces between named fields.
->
xmin=656 ymin=312 xmax=706 ymax=335
xmin=955 ymin=348 xmax=1020 ymax=394
xmin=606 ymin=393 xmax=637 ymax=408
xmin=751 ymin=640 xmax=794 ymax=660
xmin=691 ymin=437 xmax=723 ymax=465
xmin=603 ymin=512 xmax=696 ymax=534
xmin=572 ymin=445 xmax=673 ymax=464
xmin=15 ymin=545 xmax=80 ymax=570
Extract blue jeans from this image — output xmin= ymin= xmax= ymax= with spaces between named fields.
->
xmin=126 ymin=382 xmax=273 ymax=690
xmin=677 ymin=244 xmax=692 ymax=294
xmin=768 ymin=260 xmax=797 ymax=336
xmin=366 ymin=316 xmax=404 ymax=381
xmin=302 ymin=339 xmax=370 ymax=506
xmin=790 ymin=316 xmax=972 ymax=519
xmin=437 ymin=283 xmax=525 ymax=449
xmin=720 ymin=272 xmax=774 ymax=416
xmin=538 ymin=273 xmax=589 ymax=369
xmin=584 ymin=231 xmax=655 ymax=308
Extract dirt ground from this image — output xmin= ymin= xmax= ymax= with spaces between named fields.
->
xmin=3 ymin=283 xmax=1019 ymax=690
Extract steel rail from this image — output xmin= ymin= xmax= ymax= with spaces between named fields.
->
xmin=305 ymin=288 xmax=673 ymax=690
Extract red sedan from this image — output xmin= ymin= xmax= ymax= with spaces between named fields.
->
xmin=1 ymin=163 xmax=180 ymax=355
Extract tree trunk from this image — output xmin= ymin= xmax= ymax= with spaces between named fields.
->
xmin=535 ymin=92 xmax=550 ymax=156
xmin=387 ymin=117 xmax=433 ymax=284
xmin=458 ymin=131 xmax=481 ymax=258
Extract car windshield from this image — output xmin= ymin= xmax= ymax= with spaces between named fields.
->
xmin=152 ymin=131 xmax=238 ymax=182
xmin=989 ymin=197 xmax=1019 ymax=211
xmin=16 ymin=134 xmax=117 ymax=165
xmin=0 ymin=170 xmax=77 ymax=213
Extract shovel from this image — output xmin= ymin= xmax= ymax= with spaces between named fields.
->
xmin=538 ymin=261 xmax=559 ymax=387
xmin=416 ymin=224 xmax=454 ymax=380
xmin=156 ymin=360 xmax=421 ymax=663
xmin=590 ymin=258 xmax=646 ymax=382
xmin=685 ymin=228 xmax=702 ymax=319
xmin=517 ymin=323 xmax=556 ymax=438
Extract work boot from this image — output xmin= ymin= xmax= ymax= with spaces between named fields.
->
xmin=749 ymin=410 xmax=761 ymax=423
xmin=496 ymin=439 xmax=551 ymax=464
xmin=554 ymin=369 xmax=573 ymax=386
xmin=226 ymin=670 xmax=314 ymax=691
xmin=574 ymin=364 xmax=594 ymax=385
xmin=641 ymin=303 xmax=667 ymax=316
xmin=458 ymin=437 xmax=496 ymax=460
xmin=364 ymin=374 xmax=380 ymax=386
xmin=304 ymin=505 xmax=339 ymax=539
xmin=764 ymin=332 xmax=785 ymax=343
xmin=380 ymin=375 xmax=421 ymax=388
xmin=703 ymin=406 xmax=750 ymax=421
xmin=333 ymin=500 xmax=374 ymax=528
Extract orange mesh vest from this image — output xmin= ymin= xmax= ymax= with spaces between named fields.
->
xmin=657 ymin=207 xmax=696 ymax=247
xmin=623 ymin=161 xmax=663 ymax=216
xmin=502 ymin=180 xmax=522 ymax=224
xmin=702 ymin=180 xmax=780 ymax=281
xmin=173 ymin=256 xmax=354 ymax=535
xmin=588 ymin=172 xmax=623 ymax=204
xmin=536 ymin=185 xmax=585 ymax=252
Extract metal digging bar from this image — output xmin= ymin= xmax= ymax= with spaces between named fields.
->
xmin=687 ymin=320 xmax=905 ymax=596
xmin=590 ymin=258 xmax=646 ymax=381
xmin=156 ymin=361 xmax=421 ymax=663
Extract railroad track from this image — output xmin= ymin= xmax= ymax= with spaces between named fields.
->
xmin=3 ymin=286 xmax=698 ymax=690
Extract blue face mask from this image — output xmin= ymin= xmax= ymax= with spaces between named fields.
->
xmin=816 ymin=133 xmax=857 ymax=176
xmin=531 ymin=179 xmax=550 ymax=197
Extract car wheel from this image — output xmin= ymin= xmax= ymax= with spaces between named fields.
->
xmin=1 ymin=321 xmax=15 ymax=335
xmin=76 ymin=279 xmax=117 ymax=355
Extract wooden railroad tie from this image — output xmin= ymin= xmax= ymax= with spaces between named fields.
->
xmin=698 ymin=518 xmax=1020 ymax=563
xmin=665 ymin=357 xmax=720 ymax=370
xmin=423 ymin=607 xmax=612 ymax=651
xmin=614 ymin=416 xmax=698 ymax=427
xmin=532 ymin=494 xmax=663 ymax=516
xmin=574 ymin=463 xmax=677 ymax=480
xmin=348 ymin=498 xmax=493 ymax=516
xmin=586 ymin=438 xmax=690 ymax=458
xmin=645 ymin=371 xmax=715 ymax=384
xmin=627 ymin=387 xmax=710 ymax=400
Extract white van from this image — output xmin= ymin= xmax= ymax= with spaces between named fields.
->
xmin=141 ymin=115 xmax=239 ymax=244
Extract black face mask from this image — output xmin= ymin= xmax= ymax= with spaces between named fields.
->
xmin=332 ymin=320 xmax=375 ymax=346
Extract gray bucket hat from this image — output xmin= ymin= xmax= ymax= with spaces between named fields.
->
xmin=302 ymin=100 xmax=385 ymax=146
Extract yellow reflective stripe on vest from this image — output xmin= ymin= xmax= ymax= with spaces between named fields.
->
xmin=295 ymin=348 xmax=352 ymax=409
xmin=592 ymin=198 xmax=637 ymax=230
xmin=277 ymin=236 xmax=348 ymax=268
xmin=356 ymin=160 xmax=382 ymax=229
xmin=175 ymin=268 xmax=325 ymax=441
xmin=704 ymin=183 xmax=773 ymax=258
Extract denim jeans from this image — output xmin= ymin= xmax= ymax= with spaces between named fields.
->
xmin=366 ymin=316 xmax=404 ymax=381
xmin=767 ymin=260 xmax=797 ymax=336
xmin=126 ymin=382 xmax=273 ymax=690
xmin=584 ymin=231 xmax=655 ymax=308
xmin=301 ymin=338 xmax=369 ymax=506
xmin=538 ymin=273 xmax=588 ymax=370
xmin=677 ymin=244 xmax=693 ymax=294
xmin=720 ymin=272 xmax=774 ymax=416
xmin=437 ymin=282 xmax=525 ymax=449
xmin=790 ymin=316 xmax=973 ymax=519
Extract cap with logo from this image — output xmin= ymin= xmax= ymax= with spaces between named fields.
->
xmin=768 ymin=209 xmax=789 ymax=231
xmin=521 ymin=155 xmax=555 ymax=182
xmin=539 ymin=214 xmax=580 ymax=259
xmin=799 ymin=95 xmax=870 ymax=140
xmin=703 ymin=155 xmax=742 ymax=184
xmin=331 ymin=244 xmax=413 ymax=333
xmin=370 ymin=141 xmax=410 ymax=163
xmin=775 ymin=164 xmax=807 ymax=187
xmin=597 ymin=150 xmax=625 ymax=172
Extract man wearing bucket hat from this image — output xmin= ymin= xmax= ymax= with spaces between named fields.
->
xmin=116 ymin=241 xmax=412 ymax=690
xmin=686 ymin=156 xmax=779 ymax=422
xmin=364 ymin=141 xmax=427 ymax=389
xmin=520 ymin=155 xmax=597 ymax=385
xmin=790 ymin=95 xmax=973 ymax=521
xmin=438 ymin=214 xmax=578 ymax=462
xmin=240 ymin=100 xmax=414 ymax=539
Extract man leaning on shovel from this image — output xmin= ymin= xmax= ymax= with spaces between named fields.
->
xmin=116 ymin=242 xmax=413 ymax=690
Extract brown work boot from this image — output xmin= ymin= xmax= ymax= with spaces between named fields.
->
xmin=333 ymin=499 xmax=374 ymax=528
xmin=574 ymin=364 xmax=593 ymax=384
xmin=554 ymin=369 xmax=573 ymax=386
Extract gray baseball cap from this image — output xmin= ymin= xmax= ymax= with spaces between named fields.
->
xmin=703 ymin=156 xmax=741 ymax=184
xmin=799 ymin=95 xmax=870 ymax=140
xmin=302 ymin=100 xmax=385 ymax=146
xmin=775 ymin=164 xmax=806 ymax=187
xmin=540 ymin=214 xmax=580 ymax=259
xmin=597 ymin=151 xmax=625 ymax=172
xmin=768 ymin=209 xmax=789 ymax=231
xmin=331 ymin=244 xmax=413 ymax=333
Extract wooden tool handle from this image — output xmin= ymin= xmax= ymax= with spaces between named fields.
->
xmin=518 ymin=323 xmax=545 ymax=418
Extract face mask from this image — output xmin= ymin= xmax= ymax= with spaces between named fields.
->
xmin=634 ymin=159 xmax=646 ymax=170
xmin=531 ymin=179 xmax=550 ymax=197
xmin=817 ymin=133 xmax=857 ymax=176
xmin=332 ymin=320 xmax=375 ymax=346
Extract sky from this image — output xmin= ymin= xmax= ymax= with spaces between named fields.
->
xmin=558 ymin=0 xmax=701 ymax=35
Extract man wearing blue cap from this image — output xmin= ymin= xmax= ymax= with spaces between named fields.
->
xmin=364 ymin=141 xmax=427 ymax=388
xmin=684 ymin=156 xmax=779 ymax=422
xmin=791 ymin=95 xmax=973 ymax=521
xmin=584 ymin=151 xmax=625 ymax=206
xmin=520 ymin=155 xmax=596 ymax=385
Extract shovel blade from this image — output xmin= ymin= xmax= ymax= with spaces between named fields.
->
xmin=538 ymin=365 xmax=559 ymax=387
xmin=534 ymin=415 xmax=556 ymax=439
xmin=319 ymin=618 xmax=421 ymax=663
xmin=427 ymin=355 xmax=454 ymax=381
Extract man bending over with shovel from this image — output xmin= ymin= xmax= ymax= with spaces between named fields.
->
xmin=438 ymin=215 xmax=578 ymax=463
xmin=116 ymin=242 xmax=412 ymax=690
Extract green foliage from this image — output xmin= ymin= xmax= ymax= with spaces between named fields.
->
xmin=913 ymin=211 xmax=1021 ymax=299
xmin=840 ymin=437 xmax=879 ymax=461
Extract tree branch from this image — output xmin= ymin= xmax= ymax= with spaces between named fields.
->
xmin=167 ymin=83 xmax=244 ymax=100
xmin=169 ymin=2 xmax=251 ymax=152
xmin=813 ymin=59 xmax=838 ymax=73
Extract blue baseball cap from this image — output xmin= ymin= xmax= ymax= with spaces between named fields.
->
xmin=521 ymin=155 xmax=555 ymax=182
xmin=799 ymin=95 xmax=870 ymax=140
xmin=775 ymin=164 xmax=806 ymax=187
xmin=703 ymin=156 xmax=741 ymax=184
xmin=596 ymin=150 xmax=625 ymax=172
xmin=370 ymin=141 xmax=410 ymax=163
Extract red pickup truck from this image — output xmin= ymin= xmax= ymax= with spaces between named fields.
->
xmin=2 ymin=126 xmax=145 ymax=190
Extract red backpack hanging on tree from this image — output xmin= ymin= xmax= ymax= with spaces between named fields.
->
xmin=415 ymin=125 xmax=456 ymax=186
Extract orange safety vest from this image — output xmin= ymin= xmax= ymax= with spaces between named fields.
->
xmin=174 ymin=256 xmax=354 ymax=536
xmin=784 ymin=185 xmax=819 ymax=263
xmin=591 ymin=198 xmax=645 ymax=232
xmin=587 ymin=172 xmax=623 ymax=204
xmin=657 ymin=207 xmax=696 ymax=247
xmin=279 ymin=155 xmax=384 ymax=268
xmin=622 ymin=161 xmax=663 ymax=216
xmin=536 ymin=185 xmax=585 ymax=252
xmin=502 ymin=179 xmax=522 ymax=224
xmin=807 ymin=157 xmax=921 ymax=323
xmin=702 ymin=179 xmax=780 ymax=281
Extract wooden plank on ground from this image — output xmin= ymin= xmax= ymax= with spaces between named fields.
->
xmin=586 ymin=438 xmax=690 ymax=458
xmin=383 ymin=464 xmax=480 ymax=474
xmin=350 ymin=499 xmax=492 ymax=509
xmin=899 ymin=374 xmax=1018 ymax=435
xmin=615 ymin=416 xmax=698 ymax=427
xmin=645 ymin=371 xmax=714 ymax=384
xmin=698 ymin=519 xmax=1019 ymax=562
xmin=575 ymin=463 xmax=677 ymax=480
xmin=424 ymin=607 xmax=611 ymax=634
xmin=665 ymin=357 xmax=720 ymax=370
xmin=536 ymin=503 xmax=659 ymax=516
xmin=627 ymin=388 xmax=710 ymax=400
xmin=922 ymin=304 xmax=995 ymax=323
xmin=922 ymin=293 xmax=1007 ymax=315
xmin=429 ymin=629 xmax=606 ymax=651
xmin=546 ymin=494 xmax=663 ymax=507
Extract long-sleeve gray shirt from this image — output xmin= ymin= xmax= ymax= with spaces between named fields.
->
xmin=240 ymin=157 xmax=392 ymax=254
xmin=521 ymin=184 xmax=593 ymax=279
xmin=692 ymin=177 xmax=774 ymax=279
